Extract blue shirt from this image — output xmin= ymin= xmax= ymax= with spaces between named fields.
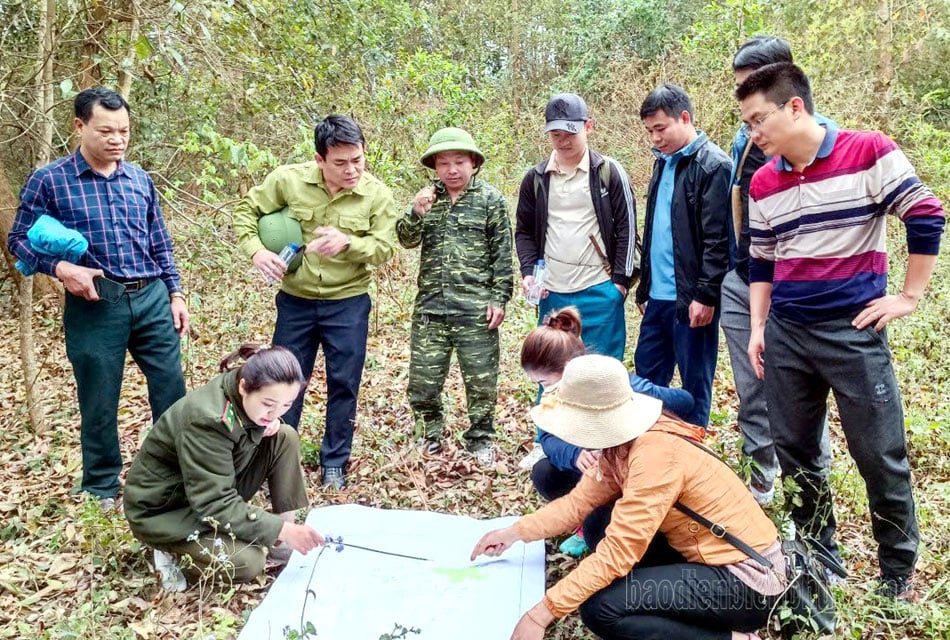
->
xmin=8 ymin=150 xmax=182 ymax=293
xmin=649 ymin=132 xmax=706 ymax=300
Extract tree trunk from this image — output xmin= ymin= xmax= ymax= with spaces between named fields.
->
xmin=38 ymin=0 xmax=55 ymax=161
xmin=510 ymin=0 xmax=520 ymax=113
xmin=80 ymin=0 xmax=108 ymax=88
xmin=875 ymin=0 xmax=894 ymax=122
xmin=16 ymin=0 xmax=58 ymax=434
xmin=117 ymin=0 xmax=140 ymax=98
xmin=18 ymin=276 xmax=45 ymax=432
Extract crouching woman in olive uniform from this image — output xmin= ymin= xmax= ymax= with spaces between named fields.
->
xmin=124 ymin=344 xmax=324 ymax=584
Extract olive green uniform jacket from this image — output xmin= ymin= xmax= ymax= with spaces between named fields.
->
xmin=124 ymin=369 xmax=303 ymax=546
xmin=233 ymin=162 xmax=399 ymax=300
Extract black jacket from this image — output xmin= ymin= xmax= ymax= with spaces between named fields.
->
xmin=635 ymin=135 xmax=732 ymax=319
xmin=515 ymin=149 xmax=638 ymax=288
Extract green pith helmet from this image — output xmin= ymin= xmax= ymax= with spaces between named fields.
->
xmin=420 ymin=127 xmax=485 ymax=169
xmin=258 ymin=208 xmax=304 ymax=272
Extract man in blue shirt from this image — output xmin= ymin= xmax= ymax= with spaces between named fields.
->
xmin=8 ymin=87 xmax=188 ymax=509
xmin=634 ymin=84 xmax=731 ymax=426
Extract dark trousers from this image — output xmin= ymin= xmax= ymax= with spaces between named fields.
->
xmin=765 ymin=313 xmax=919 ymax=579
xmin=272 ymin=291 xmax=370 ymax=468
xmin=579 ymin=562 xmax=774 ymax=639
xmin=64 ymin=280 xmax=185 ymax=498
xmin=530 ymin=458 xmax=581 ymax=502
xmin=634 ymin=298 xmax=719 ymax=426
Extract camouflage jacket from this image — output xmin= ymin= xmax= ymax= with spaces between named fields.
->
xmin=396 ymin=178 xmax=514 ymax=316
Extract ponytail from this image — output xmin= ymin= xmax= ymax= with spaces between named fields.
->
xmin=219 ymin=343 xmax=305 ymax=393
xmin=520 ymin=307 xmax=586 ymax=374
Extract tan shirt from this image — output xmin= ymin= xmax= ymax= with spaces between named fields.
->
xmin=515 ymin=418 xmax=783 ymax=618
xmin=543 ymin=149 xmax=610 ymax=293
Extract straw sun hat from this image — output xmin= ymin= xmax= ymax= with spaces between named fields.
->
xmin=530 ymin=354 xmax=662 ymax=450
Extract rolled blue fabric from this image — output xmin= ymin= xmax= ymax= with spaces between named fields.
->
xmin=15 ymin=215 xmax=88 ymax=275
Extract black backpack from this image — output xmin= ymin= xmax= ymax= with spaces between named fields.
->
xmin=532 ymin=156 xmax=642 ymax=285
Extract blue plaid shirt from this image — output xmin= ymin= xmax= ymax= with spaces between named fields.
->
xmin=8 ymin=150 xmax=182 ymax=293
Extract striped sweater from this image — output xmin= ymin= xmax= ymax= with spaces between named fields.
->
xmin=748 ymin=127 xmax=944 ymax=324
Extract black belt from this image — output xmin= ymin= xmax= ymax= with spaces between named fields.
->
xmin=116 ymin=278 xmax=153 ymax=292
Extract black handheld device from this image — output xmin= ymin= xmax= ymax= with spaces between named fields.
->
xmin=94 ymin=276 xmax=126 ymax=303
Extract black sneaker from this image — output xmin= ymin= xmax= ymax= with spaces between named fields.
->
xmin=421 ymin=438 xmax=442 ymax=455
xmin=875 ymin=573 xmax=918 ymax=602
xmin=321 ymin=466 xmax=347 ymax=490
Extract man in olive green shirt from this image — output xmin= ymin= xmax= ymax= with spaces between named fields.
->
xmin=233 ymin=115 xmax=398 ymax=489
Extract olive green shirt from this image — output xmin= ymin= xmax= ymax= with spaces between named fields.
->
xmin=123 ymin=369 xmax=286 ymax=546
xmin=233 ymin=161 xmax=399 ymax=300
xmin=396 ymin=178 xmax=513 ymax=316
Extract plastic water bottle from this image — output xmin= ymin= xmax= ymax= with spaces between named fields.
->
xmin=526 ymin=259 xmax=546 ymax=305
xmin=266 ymin=243 xmax=300 ymax=285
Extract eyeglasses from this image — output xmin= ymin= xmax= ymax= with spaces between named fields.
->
xmin=745 ymin=102 xmax=786 ymax=132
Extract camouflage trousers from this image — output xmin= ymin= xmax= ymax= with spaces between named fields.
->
xmin=407 ymin=312 xmax=499 ymax=445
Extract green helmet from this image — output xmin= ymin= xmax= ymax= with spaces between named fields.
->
xmin=420 ymin=127 xmax=485 ymax=169
xmin=258 ymin=208 xmax=304 ymax=272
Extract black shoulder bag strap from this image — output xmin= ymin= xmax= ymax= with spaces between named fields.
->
xmin=672 ymin=501 xmax=772 ymax=568
xmin=662 ymin=431 xmax=773 ymax=569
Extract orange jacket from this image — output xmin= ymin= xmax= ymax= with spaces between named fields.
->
xmin=516 ymin=417 xmax=778 ymax=617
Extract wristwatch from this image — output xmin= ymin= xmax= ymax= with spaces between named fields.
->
xmin=169 ymin=291 xmax=186 ymax=302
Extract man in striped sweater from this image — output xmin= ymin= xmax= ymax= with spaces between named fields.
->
xmin=738 ymin=62 xmax=945 ymax=599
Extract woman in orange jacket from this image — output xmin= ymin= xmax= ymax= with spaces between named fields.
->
xmin=472 ymin=354 xmax=783 ymax=640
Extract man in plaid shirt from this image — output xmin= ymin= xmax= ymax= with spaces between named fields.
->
xmin=8 ymin=87 xmax=188 ymax=510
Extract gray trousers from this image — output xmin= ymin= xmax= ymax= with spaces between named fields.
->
xmin=765 ymin=313 xmax=919 ymax=579
xmin=720 ymin=269 xmax=831 ymax=490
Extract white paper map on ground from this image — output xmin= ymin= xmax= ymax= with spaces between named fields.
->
xmin=238 ymin=504 xmax=546 ymax=640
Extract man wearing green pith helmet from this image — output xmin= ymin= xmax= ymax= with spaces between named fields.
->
xmin=396 ymin=128 xmax=514 ymax=467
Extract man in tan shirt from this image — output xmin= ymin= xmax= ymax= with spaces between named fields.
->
xmin=515 ymin=93 xmax=639 ymax=361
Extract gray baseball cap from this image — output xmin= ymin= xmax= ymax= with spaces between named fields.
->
xmin=544 ymin=93 xmax=590 ymax=133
